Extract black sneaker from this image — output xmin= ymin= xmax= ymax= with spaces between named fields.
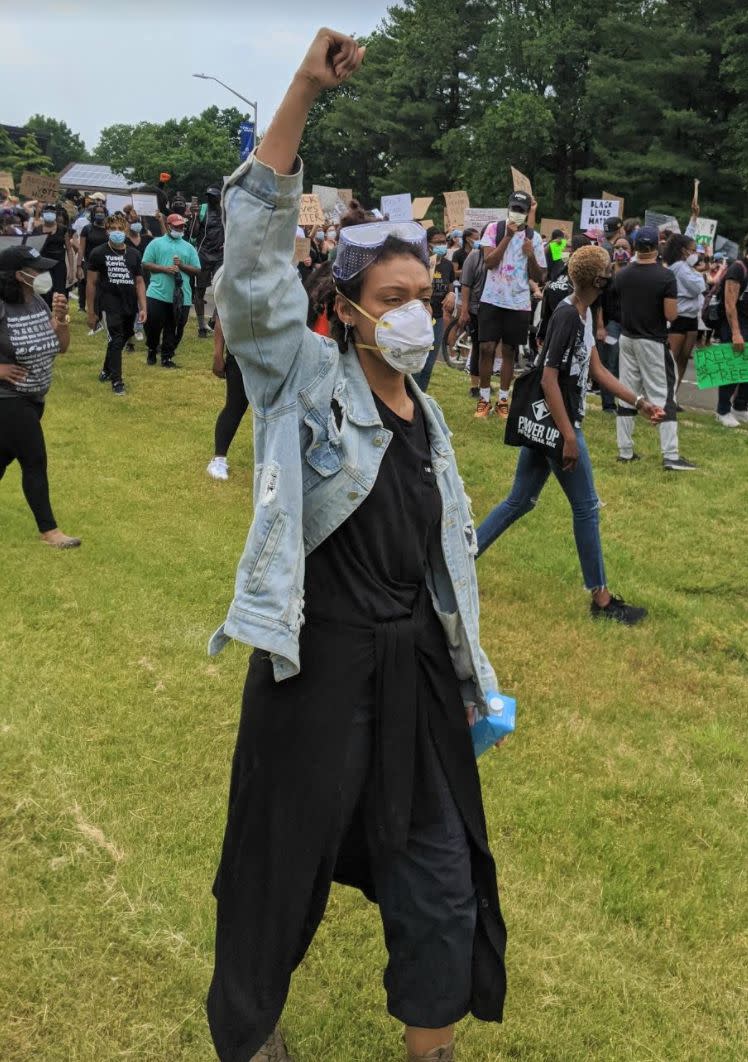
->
xmin=98 ymin=369 xmax=111 ymax=383
xmin=125 ymin=341 xmax=135 ymax=353
xmin=111 ymin=380 xmax=126 ymax=396
xmin=469 ymin=386 xmax=480 ymax=399
xmin=161 ymin=358 xmax=179 ymax=369
xmin=663 ymin=456 xmax=697 ymax=472
xmin=146 ymin=352 xmax=157 ymax=365
xmin=591 ymin=595 xmax=648 ymax=626
xmin=616 ymin=453 xmax=641 ymax=463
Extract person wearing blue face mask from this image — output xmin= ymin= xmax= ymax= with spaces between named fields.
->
xmin=86 ymin=217 xmax=147 ymax=395
xmin=411 ymin=226 xmax=454 ymax=391
xmin=140 ymin=213 xmax=201 ymax=367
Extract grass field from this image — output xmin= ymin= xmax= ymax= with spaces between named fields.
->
xmin=2 ymin=314 xmax=747 ymax=1061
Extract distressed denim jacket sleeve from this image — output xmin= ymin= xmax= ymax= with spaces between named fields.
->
xmin=214 ymin=151 xmax=315 ymax=409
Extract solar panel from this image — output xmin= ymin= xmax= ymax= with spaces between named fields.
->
xmin=59 ymin=163 xmax=137 ymax=190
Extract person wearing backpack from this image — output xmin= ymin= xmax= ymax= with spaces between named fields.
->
xmin=190 ymin=185 xmax=225 ymax=337
xmin=715 ymin=235 xmax=748 ymax=427
xmin=476 ymin=191 xmax=547 ymax=419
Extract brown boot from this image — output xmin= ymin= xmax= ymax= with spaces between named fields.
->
xmin=250 ymin=1027 xmax=293 ymax=1062
xmin=407 ymin=1042 xmax=455 ymax=1061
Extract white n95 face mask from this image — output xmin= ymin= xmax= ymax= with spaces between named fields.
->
xmin=343 ymin=296 xmax=435 ymax=374
xmin=21 ymin=270 xmax=54 ymax=295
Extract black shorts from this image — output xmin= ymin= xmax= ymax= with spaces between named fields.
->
xmin=669 ymin=315 xmax=698 ymax=336
xmin=478 ymin=304 xmax=531 ymax=346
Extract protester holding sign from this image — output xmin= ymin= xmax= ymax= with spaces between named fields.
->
xmin=476 ymin=191 xmax=546 ymax=419
xmin=478 ymin=246 xmax=662 ymax=624
xmin=716 ymin=234 xmax=748 ymax=426
xmin=207 ymin=28 xmax=507 ymax=1062
xmin=613 ymin=226 xmax=696 ymax=470
xmin=0 ymin=245 xmax=80 ymax=548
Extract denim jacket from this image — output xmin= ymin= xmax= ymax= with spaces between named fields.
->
xmin=209 ymin=152 xmax=498 ymax=713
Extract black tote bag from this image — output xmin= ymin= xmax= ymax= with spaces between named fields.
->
xmin=504 ymin=365 xmax=577 ymax=460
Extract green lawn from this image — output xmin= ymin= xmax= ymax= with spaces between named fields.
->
xmin=2 ymin=315 xmax=746 ymax=1061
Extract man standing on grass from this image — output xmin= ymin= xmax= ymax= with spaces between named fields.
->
xmin=86 ymin=216 xmax=147 ymax=396
xmin=188 ymin=185 xmax=225 ymax=338
xmin=141 ymin=213 xmax=201 ymax=369
xmin=476 ymin=191 xmax=546 ymax=419
xmin=613 ymin=226 xmax=696 ymax=470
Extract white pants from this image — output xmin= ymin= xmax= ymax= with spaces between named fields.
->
xmin=616 ymin=336 xmax=679 ymax=461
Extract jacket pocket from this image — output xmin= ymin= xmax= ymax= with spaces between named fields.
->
xmin=303 ymin=408 xmax=343 ymax=479
xmin=244 ymin=510 xmax=287 ymax=595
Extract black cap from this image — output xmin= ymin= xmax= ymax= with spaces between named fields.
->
xmin=604 ymin=215 xmax=623 ymax=236
xmin=508 ymin=191 xmax=532 ymax=212
xmin=206 ymin=185 xmax=222 ymax=198
xmin=0 ymin=244 xmax=58 ymax=273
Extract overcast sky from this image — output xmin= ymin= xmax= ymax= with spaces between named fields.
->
xmin=3 ymin=0 xmax=393 ymax=154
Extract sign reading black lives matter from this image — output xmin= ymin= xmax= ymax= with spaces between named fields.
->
xmin=579 ymin=198 xmax=618 ymax=229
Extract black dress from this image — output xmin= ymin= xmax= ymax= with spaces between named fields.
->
xmin=208 ymin=391 xmax=507 ymax=1062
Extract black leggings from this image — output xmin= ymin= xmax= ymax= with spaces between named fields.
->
xmin=214 ymin=354 xmax=249 ymax=457
xmin=0 ymin=397 xmax=56 ymax=532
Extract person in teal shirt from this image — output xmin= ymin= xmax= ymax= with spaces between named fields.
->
xmin=141 ymin=213 xmax=201 ymax=367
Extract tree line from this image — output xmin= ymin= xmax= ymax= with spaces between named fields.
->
xmin=9 ymin=0 xmax=747 ymax=237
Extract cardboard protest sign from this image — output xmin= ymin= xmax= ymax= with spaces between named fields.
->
xmin=602 ymin=190 xmax=624 ymax=218
xmin=694 ymin=343 xmax=748 ymax=390
xmin=19 ymin=171 xmax=60 ymax=202
xmin=693 ymin=217 xmax=718 ymax=256
xmin=131 ymin=193 xmax=159 ymax=216
xmin=337 ymin=188 xmax=353 ymax=206
xmin=293 ymin=237 xmax=311 ymax=264
xmin=380 ymin=194 xmax=413 ymax=222
xmin=312 ymin=184 xmax=341 ymax=216
xmin=411 ymin=196 xmax=434 ymax=220
xmin=299 ymin=194 xmax=325 ymax=228
xmin=715 ymin=235 xmax=739 ymax=260
xmin=511 ymin=167 xmax=532 ymax=196
xmin=106 ymin=193 xmax=133 ymax=213
xmin=540 ymin=218 xmax=573 ymax=242
xmin=442 ymin=190 xmax=469 ymax=230
xmin=0 ymin=171 xmax=14 ymax=191
xmin=419 ymin=219 xmax=434 ymax=230
xmin=464 ymin=207 xmax=506 ymax=231
xmin=644 ymin=210 xmax=681 ymax=234
xmin=580 ymin=198 xmax=619 ymax=229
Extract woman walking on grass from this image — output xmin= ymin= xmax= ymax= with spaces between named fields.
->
xmin=207 ymin=28 xmax=507 ymax=1062
xmin=0 ymin=245 xmax=80 ymax=549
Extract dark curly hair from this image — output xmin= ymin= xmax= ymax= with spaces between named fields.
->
xmin=663 ymin=233 xmax=695 ymax=266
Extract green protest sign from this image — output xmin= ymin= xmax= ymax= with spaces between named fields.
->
xmin=694 ymin=343 xmax=748 ymax=389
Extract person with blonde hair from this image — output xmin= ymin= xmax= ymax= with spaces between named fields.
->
xmin=478 ymin=244 xmax=664 ymax=625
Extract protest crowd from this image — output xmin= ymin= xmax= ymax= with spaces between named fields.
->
xmin=1 ymin=22 xmax=747 ymax=1062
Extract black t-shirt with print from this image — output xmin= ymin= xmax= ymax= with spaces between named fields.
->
xmin=87 ymin=244 xmax=142 ymax=313
xmin=80 ymin=223 xmax=110 ymax=263
xmin=612 ymin=262 xmax=678 ymax=340
xmin=431 ymin=257 xmax=454 ymax=314
xmin=541 ymin=297 xmax=592 ymax=425
xmin=724 ymin=258 xmax=748 ymax=320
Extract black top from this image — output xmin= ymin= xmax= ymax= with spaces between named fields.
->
xmin=541 ymin=297 xmax=592 ymax=424
xmin=537 ymin=269 xmax=572 ymax=342
xmin=725 ymin=258 xmax=748 ymax=319
xmin=87 ymin=244 xmax=142 ymax=313
xmin=126 ymin=233 xmax=154 ymax=256
xmin=613 ymin=261 xmax=677 ymax=340
xmin=80 ymin=223 xmax=110 ymax=263
xmin=452 ymin=246 xmax=469 ymax=272
xmin=195 ymin=206 xmax=225 ymax=264
xmin=40 ymin=226 xmax=67 ymax=264
xmin=431 ymin=257 xmax=454 ymax=314
xmin=305 ymin=393 xmax=442 ymax=621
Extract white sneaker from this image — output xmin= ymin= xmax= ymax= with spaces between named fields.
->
xmin=207 ymin=457 xmax=229 ymax=481
xmin=731 ymin=408 xmax=748 ymax=424
xmin=715 ymin=412 xmax=740 ymax=428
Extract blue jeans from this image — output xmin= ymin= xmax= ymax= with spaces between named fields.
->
xmin=412 ymin=316 xmax=445 ymax=393
xmin=477 ymin=428 xmax=607 ymax=591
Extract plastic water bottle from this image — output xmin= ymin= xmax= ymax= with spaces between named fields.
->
xmin=471 ymin=691 xmax=516 ymax=757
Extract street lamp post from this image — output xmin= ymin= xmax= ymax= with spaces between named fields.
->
xmin=192 ymin=73 xmax=258 ymax=138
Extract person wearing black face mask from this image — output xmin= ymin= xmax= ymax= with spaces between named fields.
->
xmin=77 ymin=205 xmax=109 ymax=319
xmin=189 ymin=185 xmax=225 ymax=337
